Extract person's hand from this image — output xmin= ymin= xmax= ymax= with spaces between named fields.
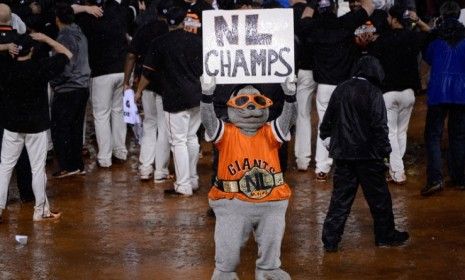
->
xmin=301 ymin=6 xmax=315 ymax=19
xmin=30 ymin=32 xmax=51 ymax=43
xmin=123 ymin=83 xmax=132 ymax=91
xmin=200 ymin=74 xmax=216 ymax=96
xmin=7 ymin=43 xmax=19 ymax=57
xmin=138 ymin=1 xmax=146 ymax=11
xmin=29 ymin=2 xmax=41 ymax=14
xmin=281 ymin=76 xmax=297 ymax=96
xmin=355 ymin=32 xmax=376 ymax=48
xmin=86 ymin=5 xmax=103 ymax=18
xmin=409 ymin=11 xmax=420 ymax=23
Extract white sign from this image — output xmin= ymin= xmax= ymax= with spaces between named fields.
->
xmin=202 ymin=9 xmax=295 ymax=84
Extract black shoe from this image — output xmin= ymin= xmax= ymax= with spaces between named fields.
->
xmin=112 ymin=156 xmax=126 ymax=164
xmin=420 ymin=181 xmax=444 ymax=196
xmin=375 ymin=230 xmax=409 ymax=247
xmin=207 ymin=208 xmax=216 ymax=218
xmin=163 ymin=188 xmax=192 ymax=197
xmin=324 ymin=243 xmax=338 ymax=253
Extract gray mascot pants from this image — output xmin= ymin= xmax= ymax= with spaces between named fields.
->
xmin=209 ymin=198 xmax=289 ymax=278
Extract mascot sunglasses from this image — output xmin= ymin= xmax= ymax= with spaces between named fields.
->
xmin=227 ymin=94 xmax=273 ymax=109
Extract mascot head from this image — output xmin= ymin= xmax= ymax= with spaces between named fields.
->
xmin=227 ymin=85 xmax=272 ymax=135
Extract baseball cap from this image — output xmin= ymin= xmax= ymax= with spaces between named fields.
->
xmin=166 ymin=6 xmax=187 ymax=26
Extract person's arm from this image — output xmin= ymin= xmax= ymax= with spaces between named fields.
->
xmin=123 ymin=52 xmax=137 ymax=90
xmin=71 ymin=4 xmax=103 ymax=17
xmin=360 ymin=0 xmax=375 ymax=17
xmin=275 ymin=77 xmax=297 ymax=137
xmin=134 ymin=73 xmax=150 ymax=103
xmin=30 ymin=32 xmax=73 ymax=60
xmin=200 ymin=75 xmax=221 ymax=140
xmin=410 ymin=11 xmax=431 ymax=32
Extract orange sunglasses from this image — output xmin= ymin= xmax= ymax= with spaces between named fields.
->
xmin=227 ymin=94 xmax=273 ymax=109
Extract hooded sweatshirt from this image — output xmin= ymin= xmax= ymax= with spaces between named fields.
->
xmin=319 ymin=56 xmax=391 ymax=160
xmin=50 ymin=23 xmax=91 ymax=93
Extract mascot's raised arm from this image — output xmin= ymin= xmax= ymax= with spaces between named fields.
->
xmin=200 ymin=74 xmax=296 ymax=280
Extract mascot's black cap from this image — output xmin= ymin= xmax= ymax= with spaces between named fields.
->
xmin=14 ymin=34 xmax=34 ymax=57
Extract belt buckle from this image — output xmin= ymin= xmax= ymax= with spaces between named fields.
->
xmin=223 ymin=181 xmax=239 ymax=193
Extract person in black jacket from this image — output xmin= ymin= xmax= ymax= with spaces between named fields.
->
xmin=123 ymin=2 xmax=170 ymax=182
xmin=76 ymin=0 xmax=130 ymax=168
xmin=137 ymin=6 xmax=203 ymax=196
xmin=319 ymin=56 xmax=409 ymax=252
xmin=368 ymin=5 xmax=430 ymax=184
xmin=0 ymin=32 xmax=72 ymax=222
xmin=297 ymin=0 xmax=374 ymax=181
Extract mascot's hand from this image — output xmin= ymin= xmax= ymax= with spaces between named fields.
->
xmin=281 ymin=76 xmax=297 ymax=96
xmin=200 ymin=74 xmax=216 ymax=96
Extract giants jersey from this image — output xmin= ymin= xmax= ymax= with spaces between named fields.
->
xmin=207 ymin=121 xmax=291 ymax=203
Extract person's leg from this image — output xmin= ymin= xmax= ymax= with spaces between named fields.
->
xmin=357 ymin=160 xmax=396 ymax=240
xmin=24 ymin=131 xmax=53 ymax=220
xmin=395 ymin=89 xmax=415 ymax=180
xmin=186 ymin=107 xmax=201 ymax=191
xmin=210 ymin=199 xmax=253 ymax=280
xmin=138 ymin=90 xmax=157 ymax=179
xmin=15 ymin=147 xmax=34 ymax=202
xmin=424 ymin=105 xmax=447 ymax=185
xmin=0 ymin=130 xmax=25 ymax=211
xmin=447 ymin=105 xmax=465 ymax=187
xmin=315 ymin=84 xmax=336 ymax=177
xmin=91 ymin=75 xmax=114 ymax=167
xmin=110 ymin=73 xmax=127 ymax=160
xmin=397 ymin=89 xmax=415 ymax=157
xmin=254 ymin=200 xmax=290 ymax=280
xmin=383 ymin=91 xmax=403 ymax=181
xmin=322 ymin=160 xmax=359 ymax=249
xmin=52 ymin=91 xmax=82 ymax=172
xmin=294 ymin=69 xmax=317 ymax=171
xmin=72 ymin=89 xmax=90 ymax=172
xmin=165 ymin=110 xmax=192 ymax=195
xmin=154 ymin=93 xmax=171 ymax=181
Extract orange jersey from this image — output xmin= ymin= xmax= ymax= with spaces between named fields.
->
xmin=208 ymin=121 xmax=291 ymax=203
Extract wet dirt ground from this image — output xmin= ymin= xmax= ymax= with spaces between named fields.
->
xmin=1 ymin=95 xmax=465 ymax=280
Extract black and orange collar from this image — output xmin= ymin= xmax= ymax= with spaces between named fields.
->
xmin=0 ymin=25 xmax=13 ymax=32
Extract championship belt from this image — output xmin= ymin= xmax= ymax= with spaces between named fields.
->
xmin=217 ymin=167 xmax=284 ymax=200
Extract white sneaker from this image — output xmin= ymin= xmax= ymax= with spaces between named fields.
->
xmin=140 ymin=172 xmax=154 ymax=181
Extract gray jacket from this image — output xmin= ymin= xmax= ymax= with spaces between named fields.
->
xmin=51 ymin=23 xmax=91 ymax=93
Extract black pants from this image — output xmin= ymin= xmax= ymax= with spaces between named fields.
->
xmin=51 ymin=89 xmax=89 ymax=172
xmin=322 ymin=159 xmax=395 ymax=246
xmin=0 ymin=129 xmax=34 ymax=201
xmin=425 ymin=104 xmax=465 ymax=186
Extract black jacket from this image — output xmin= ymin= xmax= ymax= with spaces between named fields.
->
xmin=76 ymin=0 xmax=128 ymax=77
xmin=369 ymin=29 xmax=428 ymax=92
xmin=297 ymin=9 xmax=369 ymax=85
xmin=319 ymin=56 xmax=391 ymax=160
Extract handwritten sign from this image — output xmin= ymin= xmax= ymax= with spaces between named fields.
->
xmin=202 ymin=9 xmax=295 ymax=84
